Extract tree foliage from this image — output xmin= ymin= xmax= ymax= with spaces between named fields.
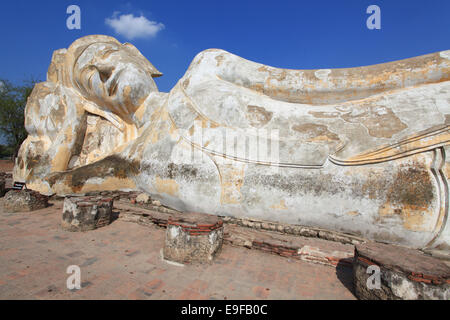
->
xmin=0 ymin=79 xmax=39 ymax=158
xmin=0 ymin=144 xmax=14 ymax=158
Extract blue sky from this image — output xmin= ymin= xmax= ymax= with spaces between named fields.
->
xmin=0 ymin=0 xmax=449 ymax=143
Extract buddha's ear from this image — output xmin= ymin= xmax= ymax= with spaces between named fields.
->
xmin=123 ymin=42 xmax=163 ymax=78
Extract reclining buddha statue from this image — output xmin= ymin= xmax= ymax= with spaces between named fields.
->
xmin=14 ymin=35 xmax=450 ymax=251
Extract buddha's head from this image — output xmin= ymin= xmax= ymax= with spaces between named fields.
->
xmin=50 ymin=35 xmax=162 ymax=124
xmin=15 ymin=35 xmax=163 ymax=187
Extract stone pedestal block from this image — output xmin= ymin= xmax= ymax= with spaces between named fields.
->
xmin=2 ymin=189 xmax=49 ymax=212
xmin=163 ymin=213 xmax=223 ymax=264
xmin=353 ymin=242 xmax=450 ymax=300
xmin=62 ymin=196 xmax=113 ymax=231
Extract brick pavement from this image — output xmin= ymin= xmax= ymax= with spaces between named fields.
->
xmin=0 ymin=198 xmax=356 ymax=300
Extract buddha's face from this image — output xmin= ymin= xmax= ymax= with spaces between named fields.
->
xmin=73 ymin=41 xmax=158 ymax=123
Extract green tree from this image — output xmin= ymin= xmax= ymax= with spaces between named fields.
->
xmin=0 ymin=144 xmax=14 ymax=158
xmin=0 ymin=79 xmax=39 ymax=159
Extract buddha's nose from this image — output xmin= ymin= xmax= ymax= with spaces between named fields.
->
xmin=97 ymin=65 xmax=115 ymax=83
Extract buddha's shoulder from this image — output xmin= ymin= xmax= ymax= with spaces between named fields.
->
xmin=189 ymin=48 xmax=242 ymax=66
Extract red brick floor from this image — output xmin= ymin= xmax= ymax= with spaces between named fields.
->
xmin=0 ymin=199 xmax=356 ymax=300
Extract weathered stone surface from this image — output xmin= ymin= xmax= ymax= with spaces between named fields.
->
xmin=135 ymin=193 xmax=150 ymax=204
xmin=2 ymin=190 xmax=49 ymax=212
xmin=225 ymin=224 xmax=354 ymax=267
xmin=115 ymin=200 xmax=355 ymax=267
xmin=353 ymin=242 xmax=450 ymax=300
xmin=163 ymin=213 xmax=223 ymax=264
xmin=62 ymin=196 xmax=113 ymax=231
xmin=13 ymin=34 xmax=450 ymax=252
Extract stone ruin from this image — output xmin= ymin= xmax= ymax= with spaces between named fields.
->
xmin=62 ymin=196 xmax=114 ymax=231
xmin=5 ymin=34 xmax=450 ymax=299
xmin=163 ymin=213 xmax=224 ymax=264
xmin=12 ymin=34 xmax=450 ymax=253
xmin=2 ymin=189 xmax=49 ymax=212
xmin=353 ymin=242 xmax=450 ymax=300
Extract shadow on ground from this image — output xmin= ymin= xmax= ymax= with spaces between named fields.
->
xmin=336 ymin=258 xmax=356 ymax=298
xmin=111 ymin=210 xmax=120 ymax=223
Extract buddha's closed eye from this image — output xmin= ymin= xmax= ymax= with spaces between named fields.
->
xmin=97 ymin=65 xmax=115 ymax=83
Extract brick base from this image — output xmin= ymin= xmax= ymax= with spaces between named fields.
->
xmin=163 ymin=213 xmax=224 ymax=264
xmin=62 ymin=196 xmax=114 ymax=232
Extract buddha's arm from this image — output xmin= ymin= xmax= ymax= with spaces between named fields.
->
xmin=186 ymin=49 xmax=450 ymax=105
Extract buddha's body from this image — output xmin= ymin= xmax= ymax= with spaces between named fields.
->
xmin=14 ymin=35 xmax=450 ymax=251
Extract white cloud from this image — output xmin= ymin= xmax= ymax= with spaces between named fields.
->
xmin=105 ymin=12 xmax=165 ymax=40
